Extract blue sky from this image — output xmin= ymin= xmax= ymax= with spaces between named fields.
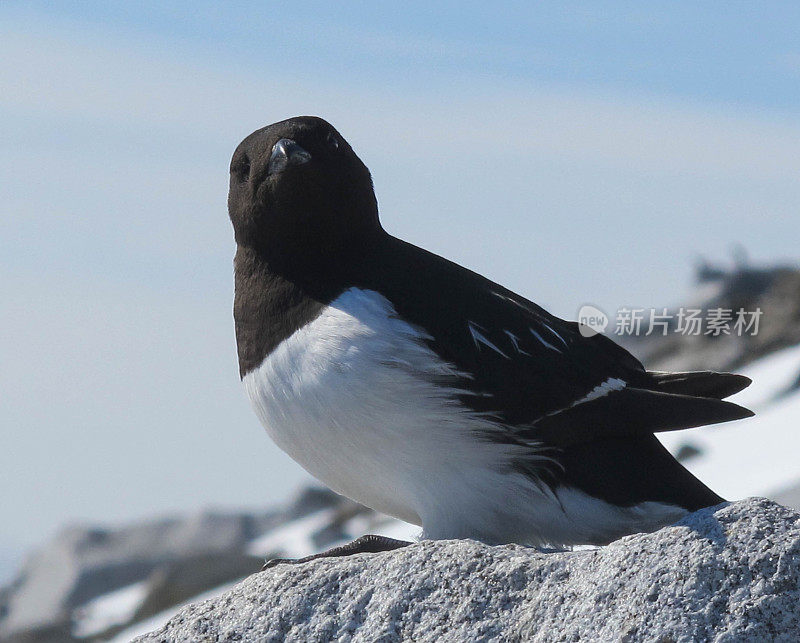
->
xmin=2 ymin=2 xmax=799 ymax=577
xmin=11 ymin=1 xmax=800 ymax=111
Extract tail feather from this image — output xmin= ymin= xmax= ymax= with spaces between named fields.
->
xmin=648 ymin=371 xmax=751 ymax=400
xmin=551 ymin=370 xmax=752 ymax=518
xmin=534 ymin=387 xmax=754 ymax=446
xmin=560 ymin=434 xmax=726 ymax=511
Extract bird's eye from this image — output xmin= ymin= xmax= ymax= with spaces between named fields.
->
xmin=326 ymin=132 xmax=339 ymax=152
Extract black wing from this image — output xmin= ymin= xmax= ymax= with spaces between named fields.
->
xmin=367 ymin=237 xmax=753 ymax=448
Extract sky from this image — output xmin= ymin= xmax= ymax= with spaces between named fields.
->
xmin=2 ymin=2 xmax=800 ymax=579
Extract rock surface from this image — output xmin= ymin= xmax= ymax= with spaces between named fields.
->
xmin=136 ymin=498 xmax=800 ymax=642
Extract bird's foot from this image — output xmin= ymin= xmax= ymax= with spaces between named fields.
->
xmin=262 ymin=534 xmax=411 ymax=570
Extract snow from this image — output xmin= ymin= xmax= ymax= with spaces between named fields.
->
xmin=659 ymin=344 xmax=800 ymax=500
xmin=109 ymin=581 xmax=238 ymax=643
xmin=247 ymin=509 xmax=337 ymax=558
xmin=726 ymin=343 xmax=800 ymax=409
xmin=72 ymin=580 xmax=149 ymax=639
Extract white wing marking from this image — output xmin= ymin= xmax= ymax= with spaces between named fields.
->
xmin=572 ymin=377 xmax=627 ymax=404
xmin=503 ymin=330 xmax=531 ymax=356
xmin=540 ymin=321 xmax=569 ymax=348
xmin=467 ymin=321 xmax=509 ymax=359
xmin=490 ymin=291 xmax=569 ymax=353
xmin=529 ymin=327 xmax=562 ymax=354
xmin=542 ymin=377 xmax=627 ymax=419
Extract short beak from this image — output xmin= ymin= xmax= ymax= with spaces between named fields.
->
xmin=268 ymin=138 xmax=312 ymax=175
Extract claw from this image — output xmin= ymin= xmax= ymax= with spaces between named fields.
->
xmin=259 ymin=534 xmax=412 ymax=571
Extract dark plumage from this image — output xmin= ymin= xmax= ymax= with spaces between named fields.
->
xmin=229 ymin=116 xmax=754 ymax=554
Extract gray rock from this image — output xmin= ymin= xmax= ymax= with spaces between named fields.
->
xmin=136 ymin=498 xmax=800 ymax=643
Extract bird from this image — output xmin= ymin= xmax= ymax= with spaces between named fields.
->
xmin=228 ymin=115 xmax=754 ymax=564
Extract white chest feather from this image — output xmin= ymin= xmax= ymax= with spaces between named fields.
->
xmin=242 ymin=288 xmax=505 ymax=527
xmin=242 ymin=288 xmax=685 ymax=546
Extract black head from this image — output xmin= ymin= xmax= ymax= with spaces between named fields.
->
xmin=228 ymin=116 xmax=381 ymax=265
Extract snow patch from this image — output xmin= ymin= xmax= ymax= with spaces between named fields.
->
xmin=72 ymin=580 xmax=149 ymax=639
xmin=659 ymin=344 xmax=800 ymax=499
xmin=247 ymin=509 xmax=336 ymax=559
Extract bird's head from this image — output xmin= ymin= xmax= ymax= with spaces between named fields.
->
xmin=228 ymin=116 xmax=380 ymax=264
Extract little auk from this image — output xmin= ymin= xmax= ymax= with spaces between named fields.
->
xmin=228 ymin=116 xmax=753 ymax=565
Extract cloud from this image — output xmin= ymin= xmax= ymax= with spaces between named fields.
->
xmin=2 ymin=21 xmax=799 ymax=185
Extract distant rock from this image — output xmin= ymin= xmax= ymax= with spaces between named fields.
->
xmin=0 ymin=511 xmax=269 ymax=641
xmin=674 ymin=441 xmax=703 ymax=463
xmin=136 ymin=498 xmax=800 ymax=643
xmin=0 ymin=488 xmax=389 ymax=642
xmin=620 ymin=260 xmax=800 ymax=373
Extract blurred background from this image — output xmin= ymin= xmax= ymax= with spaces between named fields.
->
xmin=2 ymin=2 xmax=799 ymax=640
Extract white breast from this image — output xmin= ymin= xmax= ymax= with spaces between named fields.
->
xmin=243 ymin=289 xmax=515 ymax=526
xmin=243 ymin=288 xmax=685 ymax=546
